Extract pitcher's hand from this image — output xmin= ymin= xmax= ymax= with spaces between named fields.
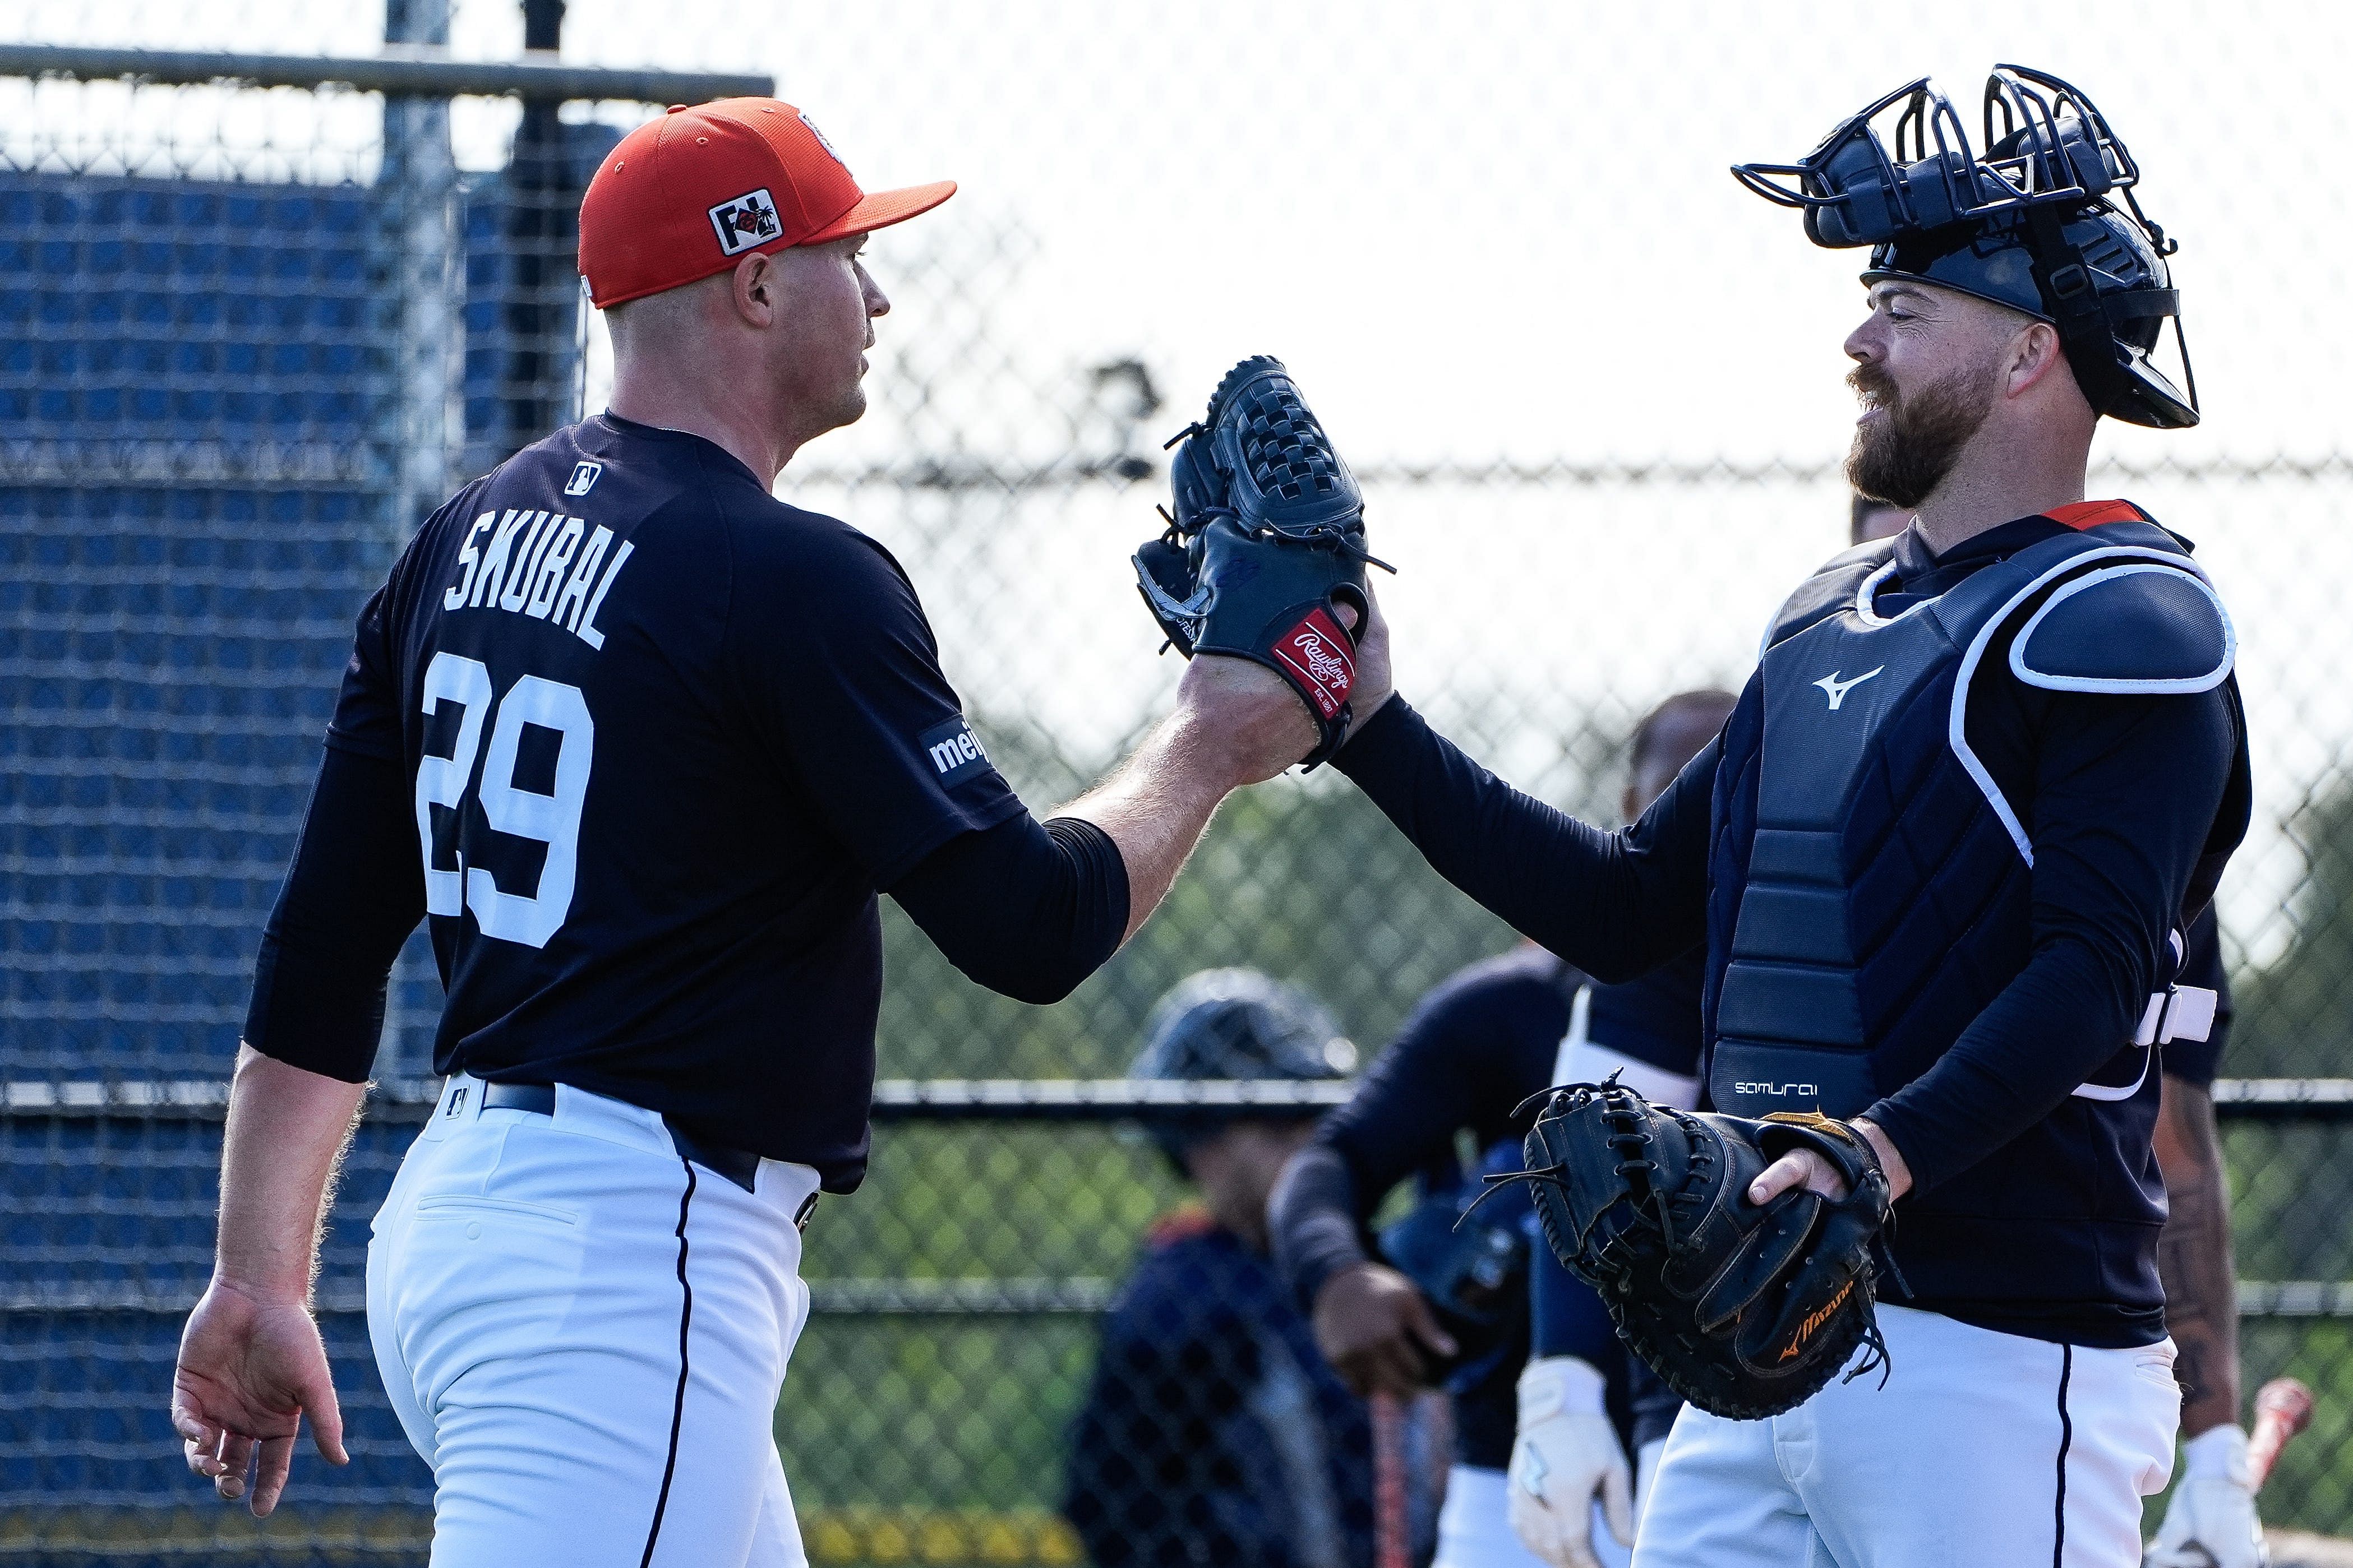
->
xmin=172 ymin=1278 xmax=348 ymax=1516
xmin=1177 ymin=602 xmax=1369 ymax=785
xmin=1343 ymin=583 xmax=1394 ymax=730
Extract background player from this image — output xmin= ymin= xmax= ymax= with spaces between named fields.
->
xmin=1063 ymin=970 xmax=1439 ymax=1568
xmin=1270 ymin=691 xmax=1732 ymax=1568
xmin=2146 ymin=907 xmax=2263 ymax=1566
xmin=168 ymin=98 xmax=1335 ymax=1563
xmin=1289 ymin=69 xmax=2250 ymax=1564
xmin=1849 ymin=496 xmax=2263 ymax=1566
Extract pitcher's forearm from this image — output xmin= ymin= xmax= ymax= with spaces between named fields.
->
xmin=1060 ymin=650 xmax=1328 ymax=945
xmin=1060 ymin=710 xmax=1237 ymax=944
xmin=215 ymin=1044 xmax=368 ymax=1302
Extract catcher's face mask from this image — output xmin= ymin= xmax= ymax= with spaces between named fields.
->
xmin=1732 ymin=64 xmax=2195 ymax=429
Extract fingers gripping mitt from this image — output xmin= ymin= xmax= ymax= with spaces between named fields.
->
xmin=1506 ymin=1080 xmax=1893 ymax=1420
xmin=1134 ymin=355 xmax=1388 ymax=769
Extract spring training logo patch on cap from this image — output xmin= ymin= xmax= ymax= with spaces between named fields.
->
xmin=707 ymin=188 xmax=782 ymax=256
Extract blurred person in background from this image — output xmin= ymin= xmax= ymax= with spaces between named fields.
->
xmin=2144 ymin=907 xmax=2262 ymax=1567
xmin=1269 ymin=692 xmax=1734 ymax=1568
xmin=1064 ymin=970 xmax=1435 ymax=1568
xmin=1844 ymin=492 xmax=2263 ymax=1565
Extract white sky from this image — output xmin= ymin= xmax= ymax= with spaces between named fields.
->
xmin=8 ymin=0 xmax=2350 ymax=960
xmin=10 ymin=1 xmax=2347 ymax=459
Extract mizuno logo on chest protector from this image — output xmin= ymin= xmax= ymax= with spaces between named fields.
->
xmin=1812 ymin=667 xmax=1884 ymax=710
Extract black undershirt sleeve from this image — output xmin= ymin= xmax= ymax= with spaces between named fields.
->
xmin=888 ymin=814 xmax=1129 ymax=1006
xmin=1321 ymin=1006 xmax=1492 ymax=1194
xmin=1866 ymin=684 xmax=2240 ymax=1193
xmin=1266 ymin=1142 xmax=1368 ymax=1312
xmin=1267 ymin=984 xmax=1524 ymax=1307
xmin=244 ymin=744 xmax=428 ymax=1081
xmin=1331 ymin=696 xmax=1712 ymax=982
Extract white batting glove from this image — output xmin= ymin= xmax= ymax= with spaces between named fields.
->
xmin=2146 ymin=1426 xmax=2267 ymax=1568
xmin=1507 ymin=1356 xmax=1635 ymax=1568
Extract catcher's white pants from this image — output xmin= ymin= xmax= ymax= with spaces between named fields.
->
xmin=366 ymin=1074 xmax=819 ymax=1567
xmin=1631 ymin=1306 xmax=2178 ymax=1568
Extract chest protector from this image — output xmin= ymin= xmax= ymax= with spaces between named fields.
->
xmin=1707 ymin=516 xmax=2234 ymax=1121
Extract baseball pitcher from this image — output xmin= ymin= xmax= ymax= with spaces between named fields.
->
xmin=169 ymin=98 xmax=1340 ymax=1566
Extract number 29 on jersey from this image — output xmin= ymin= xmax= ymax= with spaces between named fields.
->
xmin=413 ymin=650 xmax=594 ymax=949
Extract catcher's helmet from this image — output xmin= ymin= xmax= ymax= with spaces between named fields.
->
xmin=1733 ymin=64 xmax=2195 ymax=429
xmin=1130 ymin=969 xmax=1355 ymax=1169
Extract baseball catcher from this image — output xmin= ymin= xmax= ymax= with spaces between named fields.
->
xmin=1268 ymin=63 xmax=2252 ymax=1566
xmin=1136 ymin=355 xmax=1385 ymax=768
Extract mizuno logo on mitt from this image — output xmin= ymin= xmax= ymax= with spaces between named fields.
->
xmin=1778 ymin=1279 xmax=1854 ymax=1362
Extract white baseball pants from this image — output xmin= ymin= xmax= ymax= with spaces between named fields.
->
xmin=1632 ymin=1306 xmax=2179 ymax=1568
xmin=366 ymin=1074 xmax=820 ymax=1567
xmin=1432 ymin=1460 xmax=1641 ymax=1568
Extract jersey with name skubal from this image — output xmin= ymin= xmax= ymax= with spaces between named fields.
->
xmin=327 ymin=414 xmax=1022 ymax=1190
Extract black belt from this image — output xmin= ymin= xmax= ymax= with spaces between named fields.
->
xmin=478 ymin=1082 xmax=768 ymax=1199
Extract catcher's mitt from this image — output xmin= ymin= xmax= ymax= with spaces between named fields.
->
xmin=1503 ymin=1078 xmax=1893 ymax=1419
xmin=1134 ymin=355 xmax=1388 ymax=769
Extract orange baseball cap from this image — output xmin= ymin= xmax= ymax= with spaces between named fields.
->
xmin=578 ymin=98 xmax=954 ymax=308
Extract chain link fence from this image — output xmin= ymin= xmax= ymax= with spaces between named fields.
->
xmin=4 ymin=3 xmax=2353 ymax=1562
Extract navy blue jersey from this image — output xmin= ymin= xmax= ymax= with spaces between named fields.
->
xmin=2162 ymin=904 xmax=2233 ymax=1089
xmin=1064 ymin=1212 xmax=1433 ymax=1568
xmin=1333 ymin=510 xmax=2250 ymax=1347
xmin=329 ymin=414 xmax=1022 ymax=1188
xmin=1318 ymin=946 xmax=1580 ymax=1184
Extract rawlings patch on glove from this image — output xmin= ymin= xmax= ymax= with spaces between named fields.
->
xmin=1501 ymin=1078 xmax=1893 ymax=1420
xmin=1134 ymin=355 xmax=1388 ymax=769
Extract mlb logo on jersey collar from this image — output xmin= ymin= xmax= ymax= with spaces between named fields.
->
xmin=565 ymin=461 xmax=603 ymax=497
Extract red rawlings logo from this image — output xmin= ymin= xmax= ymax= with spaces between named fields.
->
xmin=1272 ymin=607 xmax=1355 ymax=719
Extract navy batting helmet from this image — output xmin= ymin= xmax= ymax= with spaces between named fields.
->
xmin=1130 ymin=969 xmax=1355 ymax=1169
xmin=1377 ymin=1139 xmax=1533 ymax=1394
xmin=1733 ymin=64 xmax=2195 ymax=429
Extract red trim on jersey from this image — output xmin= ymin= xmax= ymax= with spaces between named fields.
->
xmin=2045 ymin=499 xmax=2147 ymax=530
xmin=1147 ymin=1205 xmax=1221 ymax=1248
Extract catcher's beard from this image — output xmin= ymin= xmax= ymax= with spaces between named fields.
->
xmin=1845 ymin=360 xmax=1999 ymax=510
